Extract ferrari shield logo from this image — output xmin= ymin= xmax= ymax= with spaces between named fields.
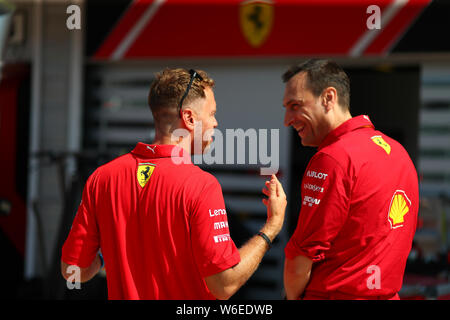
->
xmin=239 ymin=0 xmax=274 ymax=48
xmin=137 ymin=163 xmax=155 ymax=188
xmin=371 ymin=135 xmax=391 ymax=155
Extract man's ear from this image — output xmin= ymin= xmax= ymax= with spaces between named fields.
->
xmin=180 ymin=107 xmax=196 ymax=131
xmin=321 ymin=87 xmax=338 ymax=112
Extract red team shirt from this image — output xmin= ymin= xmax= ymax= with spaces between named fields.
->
xmin=62 ymin=143 xmax=241 ymax=299
xmin=285 ymin=115 xmax=419 ymax=299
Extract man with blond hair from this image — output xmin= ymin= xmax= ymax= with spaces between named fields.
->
xmin=61 ymin=68 xmax=287 ymax=300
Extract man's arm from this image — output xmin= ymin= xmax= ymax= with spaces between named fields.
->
xmin=204 ymin=174 xmax=287 ymax=300
xmin=284 ymin=254 xmax=313 ymax=300
xmin=61 ymin=253 xmax=102 ymax=283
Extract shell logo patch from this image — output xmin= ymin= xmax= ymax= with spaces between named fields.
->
xmin=388 ymin=190 xmax=411 ymax=229
xmin=137 ymin=163 xmax=155 ymax=188
xmin=371 ymin=135 xmax=391 ymax=155
xmin=239 ymin=0 xmax=274 ymax=48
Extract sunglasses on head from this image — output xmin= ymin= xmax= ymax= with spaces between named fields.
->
xmin=178 ymin=69 xmax=204 ymax=113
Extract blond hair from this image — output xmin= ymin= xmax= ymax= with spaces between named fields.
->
xmin=148 ymin=68 xmax=215 ymax=115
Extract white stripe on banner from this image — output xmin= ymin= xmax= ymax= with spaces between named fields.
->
xmin=349 ymin=0 xmax=409 ymax=57
xmin=111 ymin=0 xmax=166 ymax=61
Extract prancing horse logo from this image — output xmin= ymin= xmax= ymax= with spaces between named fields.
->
xmin=137 ymin=163 xmax=156 ymax=188
xmin=239 ymin=0 xmax=274 ymax=48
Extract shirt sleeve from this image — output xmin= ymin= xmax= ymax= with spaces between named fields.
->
xmin=61 ymin=172 xmax=100 ymax=268
xmin=189 ymin=175 xmax=241 ymax=278
xmin=285 ymin=153 xmax=350 ymax=262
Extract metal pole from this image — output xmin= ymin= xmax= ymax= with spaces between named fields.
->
xmin=66 ymin=0 xmax=84 ymax=179
xmin=24 ymin=0 xmax=43 ymax=280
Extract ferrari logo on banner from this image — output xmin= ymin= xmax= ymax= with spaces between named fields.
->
xmin=239 ymin=0 xmax=273 ymax=48
xmin=137 ymin=163 xmax=155 ymax=188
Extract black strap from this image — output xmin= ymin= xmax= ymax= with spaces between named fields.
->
xmin=257 ymin=231 xmax=272 ymax=249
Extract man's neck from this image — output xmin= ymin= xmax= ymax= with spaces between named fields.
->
xmin=152 ymin=134 xmax=177 ymax=146
xmin=329 ymin=110 xmax=352 ymax=132
xmin=152 ymin=132 xmax=192 ymax=155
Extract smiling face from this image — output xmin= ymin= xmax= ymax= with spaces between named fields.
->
xmin=283 ymin=72 xmax=331 ymax=147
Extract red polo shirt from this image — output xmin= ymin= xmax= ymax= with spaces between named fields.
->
xmin=62 ymin=143 xmax=240 ymax=299
xmin=285 ymin=115 xmax=419 ymax=299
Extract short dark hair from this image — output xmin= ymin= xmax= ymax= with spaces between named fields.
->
xmin=282 ymin=59 xmax=350 ymax=110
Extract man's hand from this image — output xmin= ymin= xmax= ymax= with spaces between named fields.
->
xmin=261 ymin=174 xmax=287 ymax=241
xmin=204 ymin=174 xmax=287 ymax=300
xmin=61 ymin=253 xmax=102 ymax=283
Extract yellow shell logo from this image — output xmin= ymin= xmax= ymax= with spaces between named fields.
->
xmin=137 ymin=163 xmax=155 ymax=188
xmin=239 ymin=0 xmax=274 ymax=48
xmin=388 ymin=190 xmax=411 ymax=229
xmin=371 ymin=136 xmax=391 ymax=155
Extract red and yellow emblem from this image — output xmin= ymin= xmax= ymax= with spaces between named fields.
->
xmin=137 ymin=163 xmax=155 ymax=188
xmin=239 ymin=0 xmax=274 ymax=48
xmin=371 ymin=135 xmax=391 ymax=155
xmin=388 ymin=190 xmax=411 ymax=229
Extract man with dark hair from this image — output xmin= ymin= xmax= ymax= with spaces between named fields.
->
xmin=61 ymin=68 xmax=287 ymax=300
xmin=282 ymin=59 xmax=419 ymax=300
xmin=282 ymin=59 xmax=350 ymax=110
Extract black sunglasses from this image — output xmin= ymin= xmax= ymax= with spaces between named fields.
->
xmin=178 ymin=69 xmax=204 ymax=113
